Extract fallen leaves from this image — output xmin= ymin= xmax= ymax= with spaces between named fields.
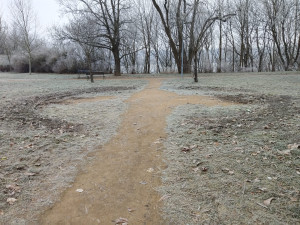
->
xmin=5 ymin=184 xmax=20 ymax=198
xmin=258 ymin=187 xmax=267 ymax=192
xmin=7 ymin=198 xmax=17 ymax=205
xmin=253 ymin=178 xmax=260 ymax=183
xmin=263 ymin=197 xmax=275 ymax=206
xmin=181 ymin=147 xmax=191 ymax=153
xmin=159 ymin=194 xmax=171 ymax=202
xmin=146 ymin=168 xmax=154 ymax=173
xmin=6 ymin=184 xmax=21 ymax=193
xmin=277 ymin=150 xmax=291 ymax=155
xmin=114 ymin=217 xmax=128 ymax=225
xmin=127 ymin=208 xmax=135 ymax=213
xmin=256 ymin=197 xmax=276 ymax=209
xmin=192 ymin=167 xmax=199 ymax=173
xmin=181 ymin=145 xmax=198 ymax=153
xmin=228 ymin=170 xmax=235 ymax=175
xmin=221 ymin=168 xmax=234 ymax=175
xmin=201 ymin=167 xmax=208 ymax=172
xmin=288 ymin=143 xmax=300 ymax=150
xmin=24 ymin=172 xmax=36 ymax=176
xmin=277 ymin=144 xmax=300 ymax=156
xmin=256 ymin=202 xmax=268 ymax=209
xmin=290 ymin=197 xmax=298 ymax=202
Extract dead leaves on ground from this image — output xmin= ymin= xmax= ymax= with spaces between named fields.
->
xmin=5 ymin=184 xmax=21 ymax=194
xmin=288 ymin=143 xmax=300 ymax=150
xmin=146 ymin=168 xmax=154 ymax=173
xmin=277 ymin=143 xmax=300 ymax=156
xmin=263 ymin=197 xmax=275 ymax=206
xmin=181 ymin=145 xmax=198 ymax=153
xmin=159 ymin=194 xmax=171 ymax=202
xmin=6 ymin=198 xmax=17 ymax=205
xmin=256 ymin=197 xmax=276 ymax=209
xmin=114 ymin=217 xmax=128 ymax=225
xmin=127 ymin=208 xmax=135 ymax=213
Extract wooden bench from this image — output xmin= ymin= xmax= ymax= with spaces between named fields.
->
xmin=77 ymin=70 xmax=89 ymax=79
xmin=77 ymin=70 xmax=107 ymax=80
xmin=86 ymin=71 xmax=106 ymax=80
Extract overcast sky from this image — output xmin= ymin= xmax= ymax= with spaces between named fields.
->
xmin=0 ymin=0 xmax=66 ymax=37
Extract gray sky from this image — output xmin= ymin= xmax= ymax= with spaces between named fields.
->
xmin=0 ymin=0 xmax=66 ymax=36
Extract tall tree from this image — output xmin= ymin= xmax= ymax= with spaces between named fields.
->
xmin=10 ymin=0 xmax=38 ymax=74
xmin=263 ymin=0 xmax=300 ymax=70
xmin=59 ymin=0 xmax=133 ymax=76
xmin=151 ymin=0 xmax=235 ymax=74
xmin=137 ymin=0 xmax=154 ymax=74
xmin=0 ymin=15 xmax=5 ymax=53
xmin=54 ymin=15 xmax=101 ymax=82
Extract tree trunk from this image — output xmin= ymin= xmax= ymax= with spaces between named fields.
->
xmin=88 ymin=56 xmax=94 ymax=83
xmin=144 ymin=48 xmax=150 ymax=74
xmin=113 ymin=47 xmax=121 ymax=76
xmin=28 ymin=53 xmax=32 ymax=75
xmin=217 ymin=20 xmax=222 ymax=73
xmin=183 ymin=58 xmax=191 ymax=73
xmin=194 ymin=53 xmax=198 ymax=82
xmin=258 ymin=54 xmax=263 ymax=72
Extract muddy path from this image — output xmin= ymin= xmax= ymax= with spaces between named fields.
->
xmin=40 ymin=79 xmax=231 ymax=225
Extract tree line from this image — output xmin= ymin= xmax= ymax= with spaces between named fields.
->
xmin=0 ymin=0 xmax=299 ymax=76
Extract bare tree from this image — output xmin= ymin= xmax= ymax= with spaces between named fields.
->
xmin=263 ymin=0 xmax=300 ymax=71
xmin=10 ymin=0 xmax=38 ymax=74
xmin=54 ymin=15 xmax=102 ymax=82
xmin=121 ymin=21 xmax=140 ymax=74
xmin=0 ymin=15 xmax=6 ymax=53
xmin=151 ymin=0 xmax=235 ymax=74
xmin=59 ymin=0 xmax=135 ymax=76
xmin=137 ymin=0 xmax=154 ymax=74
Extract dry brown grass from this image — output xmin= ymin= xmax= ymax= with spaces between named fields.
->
xmin=160 ymin=74 xmax=300 ymax=224
xmin=0 ymin=74 xmax=147 ymax=224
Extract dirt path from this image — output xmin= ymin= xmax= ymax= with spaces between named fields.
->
xmin=40 ymin=78 xmax=231 ymax=225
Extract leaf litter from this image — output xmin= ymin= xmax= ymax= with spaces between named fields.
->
xmin=159 ymin=75 xmax=300 ymax=225
xmin=263 ymin=197 xmax=275 ymax=206
xmin=0 ymin=75 xmax=147 ymax=225
xmin=114 ymin=217 xmax=128 ymax=225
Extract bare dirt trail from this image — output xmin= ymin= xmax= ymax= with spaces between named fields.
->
xmin=40 ymin=78 xmax=231 ymax=225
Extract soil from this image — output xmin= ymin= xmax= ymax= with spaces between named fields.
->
xmin=39 ymin=79 xmax=232 ymax=225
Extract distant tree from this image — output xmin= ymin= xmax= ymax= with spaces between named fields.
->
xmin=0 ymin=16 xmax=17 ymax=71
xmin=0 ymin=15 xmax=6 ymax=54
xmin=263 ymin=0 xmax=300 ymax=71
xmin=121 ymin=21 xmax=140 ymax=74
xmin=151 ymin=0 xmax=235 ymax=75
xmin=59 ymin=0 xmax=135 ymax=76
xmin=54 ymin=15 xmax=101 ymax=82
xmin=136 ymin=0 xmax=155 ymax=74
xmin=10 ymin=0 xmax=38 ymax=74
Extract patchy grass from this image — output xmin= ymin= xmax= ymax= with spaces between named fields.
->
xmin=0 ymin=72 xmax=299 ymax=224
xmin=0 ymin=73 xmax=147 ymax=224
xmin=160 ymin=73 xmax=300 ymax=224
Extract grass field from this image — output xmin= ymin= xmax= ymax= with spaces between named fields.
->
xmin=0 ymin=72 xmax=299 ymax=224
xmin=160 ymin=72 xmax=300 ymax=224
